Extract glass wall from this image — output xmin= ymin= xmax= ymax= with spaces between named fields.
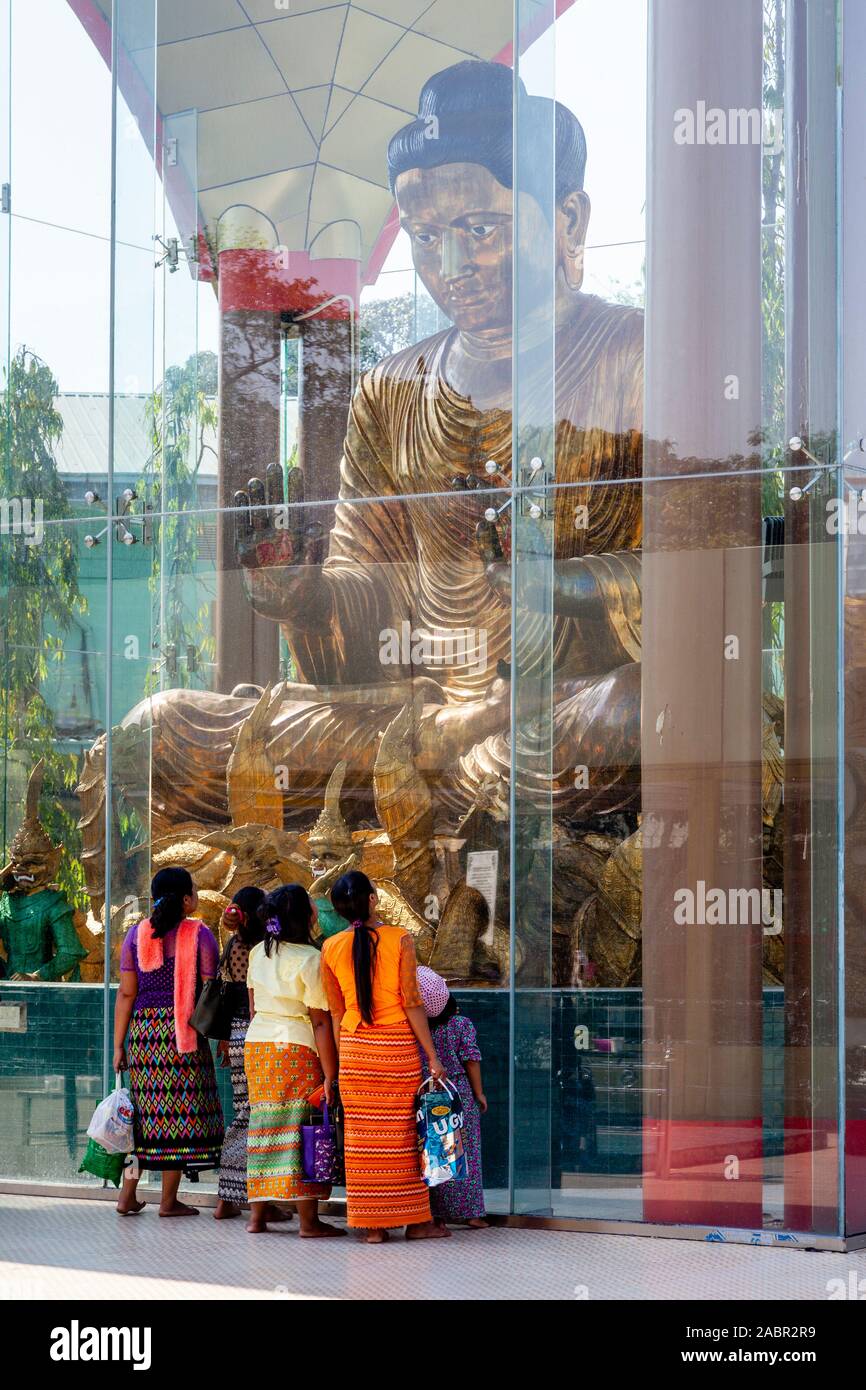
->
xmin=0 ymin=0 xmax=858 ymax=1241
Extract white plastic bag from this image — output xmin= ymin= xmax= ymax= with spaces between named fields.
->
xmin=86 ymin=1077 xmax=134 ymax=1154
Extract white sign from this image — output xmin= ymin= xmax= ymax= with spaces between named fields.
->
xmin=0 ymin=1003 xmax=26 ymax=1032
xmin=573 ymin=1025 xmax=589 ymax=1050
xmin=465 ymin=850 xmax=498 ymax=930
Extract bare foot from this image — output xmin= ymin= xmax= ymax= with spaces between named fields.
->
xmin=299 ymin=1220 xmax=347 ymax=1239
xmin=214 ymin=1200 xmax=241 ymax=1220
xmin=116 ymin=1199 xmax=145 ymax=1216
xmin=246 ymin=1218 xmax=270 ymax=1234
xmin=158 ymin=1200 xmax=199 ymax=1217
xmin=466 ymin=1217 xmax=490 ymax=1229
xmin=365 ymin=1228 xmax=388 ymax=1244
xmin=264 ymin=1204 xmax=293 ymax=1223
xmin=405 ymin=1221 xmax=452 ymax=1240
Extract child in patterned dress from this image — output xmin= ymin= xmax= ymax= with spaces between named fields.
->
xmin=417 ymin=967 xmax=488 ymax=1229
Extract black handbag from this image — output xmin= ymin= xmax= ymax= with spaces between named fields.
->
xmin=189 ymin=935 xmax=237 ymax=1041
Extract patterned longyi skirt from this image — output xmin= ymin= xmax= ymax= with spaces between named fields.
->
xmin=217 ymin=1011 xmax=251 ymax=1204
xmin=244 ymin=1041 xmax=331 ymax=1203
xmin=338 ymin=1020 xmax=431 ymax=1229
xmin=127 ymin=1006 xmax=224 ymax=1172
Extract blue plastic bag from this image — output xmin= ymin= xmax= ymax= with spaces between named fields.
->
xmin=415 ymin=1078 xmax=467 ymax=1188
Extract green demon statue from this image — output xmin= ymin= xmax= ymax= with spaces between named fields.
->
xmin=0 ymin=761 xmax=86 ymax=982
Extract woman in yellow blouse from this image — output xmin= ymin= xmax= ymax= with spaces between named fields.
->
xmin=321 ymin=869 xmax=450 ymax=1243
xmin=244 ymin=884 xmax=343 ymax=1238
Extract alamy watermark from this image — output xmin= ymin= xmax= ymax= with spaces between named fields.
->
xmin=0 ymin=497 xmax=43 ymax=546
xmin=673 ymin=881 xmax=782 ymax=935
xmin=827 ymin=1271 xmax=866 ymax=1299
xmin=674 ymin=102 xmax=783 ymax=154
xmin=826 ymin=495 xmax=866 ymax=535
xmin=379 ymin=620 xmax=488 ymax=676
xmin=50 ymin=1321 xmax=151 ymax=1370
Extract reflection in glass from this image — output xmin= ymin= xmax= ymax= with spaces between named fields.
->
xmin=0 ymin=0 xmax=851 ymax=1237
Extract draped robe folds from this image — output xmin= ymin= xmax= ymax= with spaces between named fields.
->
xmin=98 ymin=293 xmax=644 ymax=838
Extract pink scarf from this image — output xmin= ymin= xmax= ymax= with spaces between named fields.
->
xmin=136 ymin=917 xmax=201 ymax=1053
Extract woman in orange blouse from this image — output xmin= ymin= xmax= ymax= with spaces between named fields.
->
xmin=321 ymin=870 xmax=450 ymax=1243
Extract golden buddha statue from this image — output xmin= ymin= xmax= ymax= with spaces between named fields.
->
xmin=79 ymin=60 xmax=643 ymax=958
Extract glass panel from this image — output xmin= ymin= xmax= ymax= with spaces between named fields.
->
xmin=511 ymin=0 xmax=557 ymax=1216
xmin=536 ymin=0 xmax=841 ymax=1236
xmin=0 ymin=0 xmax=12 ymax=865
xmin=842 ymin=0 xmax=866 ymax=1238
xmin=110 ymin=487 xmax=518 ymax=1204
xmin=781 ymin=0 xmax=841 ymax=1238
xmin=642 ymin=0 xmax=768 ymax=1233
xmin=0 ymin=0 xmax=111 ymax=1182
xmin=0 ymin=0 xmax=846 ymax=1235
xmin=9 ymin=0 xmax=111 ymax=236
xmin=105 ymin=0 xmax=159 ymax=1006
xmin=0 ymin=519 xmax=108 ymax=1183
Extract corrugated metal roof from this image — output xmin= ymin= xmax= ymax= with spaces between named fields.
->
xmin=53 ymin=393 xmax=219 ymax=478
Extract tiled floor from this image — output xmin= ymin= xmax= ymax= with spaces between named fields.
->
xmin=2 ymin=1194 xmax=866 ymax=1300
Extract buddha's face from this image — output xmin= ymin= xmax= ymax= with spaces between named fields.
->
xmin=396 ymin=163 xmax=550 ymax=336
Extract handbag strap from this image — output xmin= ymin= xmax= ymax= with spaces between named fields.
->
xmin=216 ymin=932 xmax=235 ymax=983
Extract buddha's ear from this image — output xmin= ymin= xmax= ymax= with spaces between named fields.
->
xmin=558 ymin=190 xmax=591 ymax=290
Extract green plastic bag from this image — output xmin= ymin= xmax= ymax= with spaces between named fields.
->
xmin=78 ymin=1138 xmax=125 ymax=1187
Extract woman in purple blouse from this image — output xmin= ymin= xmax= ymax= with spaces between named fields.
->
xmin=113 ymin=867 xmax=224 ymax=1217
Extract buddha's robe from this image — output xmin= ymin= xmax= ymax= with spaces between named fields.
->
xmin=291 ymin=292 xmax=642 ymax=698
xmin=88 ymin=293 xmax=643 ymax=842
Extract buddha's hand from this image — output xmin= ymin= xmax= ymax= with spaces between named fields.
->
xmin=234 ymin=465 xmax=331 ymax=627
xmin=478 ymin=518 xmax=605 ymax=617
xmin=475 ymin=517 xmax=510 ymax=598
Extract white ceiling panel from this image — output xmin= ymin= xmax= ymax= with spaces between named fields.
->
xmin=200 ymin=167 xmax=315 ymax=243
xmin=197 ymin=95 xmax=319 ymax=191
xmin=156 ymin=28 xmax=286 ymax=115
xmin=259 ymin=8 xmax=349 ymax=91
xmin=241 ymin=0 xmax=344 ymax=20
xmin=333 ymin=8 xmax=403 ymax=91
xmin=322 ymin=86 xmax=361 ymax=133
xmin=321 ymin=93 xmax=407 ymax=188
xmin=154 ymin=0 xmax=249 ymax=49
xmin=308 ymin=164 xmax=394 ymax=259
xmin=363 ymin=30 xmax=473 ymax=111
xmin=350 ymin=0 xmax=432 ymax=25
xmin=292 ymin=85 xmax=334 ymax=143
xmin=413 ymin=0 xmax=514 ymax=55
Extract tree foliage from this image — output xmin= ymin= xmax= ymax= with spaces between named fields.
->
xmin=359 ymin=290 xmax=444 ymax=373
xmin=0 ymin=347 xmax=88 ymax=907
xmin=142 ymin=350 xmax=218 ymax=692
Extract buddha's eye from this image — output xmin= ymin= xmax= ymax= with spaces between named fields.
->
xmin=413 ymin=230 xmax=437 ymax=247
xmin=469 ymin=223 xmax=497 ymax=239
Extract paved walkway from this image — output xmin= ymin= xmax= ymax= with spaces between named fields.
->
xmin=1 ymin=1195 xmax=865 ymax=1299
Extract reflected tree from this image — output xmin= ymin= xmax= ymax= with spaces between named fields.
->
xmin=0 ymin=346 xmax=88 ymax=909
xmin=142 ymin=350 xmax=218 ymax=692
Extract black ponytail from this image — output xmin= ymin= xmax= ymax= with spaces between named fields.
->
xmin=259 ymin=884 xmax=314 ymax=958
xmin=231 ymin=885 xmax=266 ymax=947
xmin=331 ymin=870 xmax=378 ymax=1025
xmin=150 ymin=866 xmax=193 ymax=939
